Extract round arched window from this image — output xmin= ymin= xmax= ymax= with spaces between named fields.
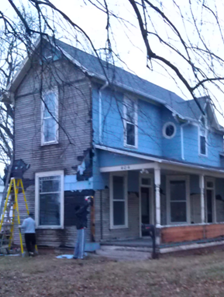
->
xmin=163 ymin=122 xmax=176 ymax=139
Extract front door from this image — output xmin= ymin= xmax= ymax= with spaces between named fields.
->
xmin=140 ymin=176 xmax=153 ymax=236
xmin=141 ymin=187 xmax=150 ymax=225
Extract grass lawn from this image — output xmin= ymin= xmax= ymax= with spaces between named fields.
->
xmin=1 ymin=250 xmax=224 ymax=296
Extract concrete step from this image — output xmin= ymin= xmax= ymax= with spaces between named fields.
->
xmin=100 ymin=244 xmax=152 ymax=253
xmin=96 ymin=245 xmax=152 ymax=261
xmin=96 ymin=248 xmax=152 ymax=261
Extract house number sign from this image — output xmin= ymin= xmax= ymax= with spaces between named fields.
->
xmin=120 ymin=165 xmax=131 ymax=170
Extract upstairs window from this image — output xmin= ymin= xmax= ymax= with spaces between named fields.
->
xmin=199 ymin=117 xmax=207 ymax=156
xmin=200 ymin=130 xmax=207 ymax=155
xmin=42 ymin=88 xmax=59 ymax=145
xmin=123 ymin=97 xmax=137 ymax=147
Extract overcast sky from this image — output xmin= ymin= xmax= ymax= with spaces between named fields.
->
xmin=1 ymin=0 xmax=224 ymax=175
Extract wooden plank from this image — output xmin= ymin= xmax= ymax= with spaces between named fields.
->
xmin=205 ymin=224 xmax=224 ymax=239
xmin=161 ymin=225 xmax=204 ymax=243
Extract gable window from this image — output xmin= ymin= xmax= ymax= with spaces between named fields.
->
xmin=35 ymin=171 xmax=64 ymax=228
xmin=110 ymin=173 xmax=128 ymax=228
xmin=199 ymin=117 xmax=207 ymax=156
xmin=42 ymin=88 xmax=59 ymax=145
xmin=163 ymin=122 xmax=176 ymax=139
xmin=123 ymin=97 xmax=138 ymax=147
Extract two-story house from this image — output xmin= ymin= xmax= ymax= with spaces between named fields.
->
xmin=3 ymin=37 xmax=224 ymax=252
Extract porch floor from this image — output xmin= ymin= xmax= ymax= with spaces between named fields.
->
xmin=101 ymin=238 xmax=153 ymax=247
xmin=100 ymin=236 xmax=224 ymax=250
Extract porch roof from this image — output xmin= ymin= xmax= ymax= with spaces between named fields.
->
xmin=95 ymin=144 xmax=224 ymax=177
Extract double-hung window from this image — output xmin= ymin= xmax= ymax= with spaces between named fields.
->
xmin=42 ymin=88 xmax=59 ymax=145
xmin=199 ymin=117 xmax=207 ymax=156
xmin=110 ymin=173 xmax=128 ymax=229
xmin=35 ymin=171 xmax=64 ymax=228
xmin=167 ymin=176 xmax=189 ymax=224
xmin=123 ymin=97 xmax=138 ymax=147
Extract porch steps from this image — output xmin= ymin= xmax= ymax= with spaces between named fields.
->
xmin=96 ymin=245 xmax=153 ymax=261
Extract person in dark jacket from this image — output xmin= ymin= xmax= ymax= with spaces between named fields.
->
xmin=73 ymin=197 xmax=91 ymax=259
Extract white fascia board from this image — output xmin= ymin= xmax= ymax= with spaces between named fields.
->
xmin=100 ymin=162 xmax=158 ymax=172
xmin=56 ymin=46 xmax=96 ymax=78
xmin=94 ymin=144 xmax=163 ymax=163
xmin=6 ymin=37 xmax=42 ymax=95
xmin=95 ymin=144 xmax=224 ymax=176
xmin=165 ymin=104 xmax=199 ymax=124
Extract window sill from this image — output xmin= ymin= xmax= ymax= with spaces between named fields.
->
xmin=41 ymin=141 xmax=59 ymax=147
xmin=36 ymin=226 xmax=64 ymax=229
xmin=198 ymin=153 xmax=208 ymax=157
xmin=124 ymin=144 xmax=138 ymax=149
xmin=110 ymin=225 xmax=128 ymax=230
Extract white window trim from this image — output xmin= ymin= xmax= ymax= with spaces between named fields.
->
xmin=41 ymin=87 xmax=59 ymax=146
xmin=166 ymin=175 xmax=190 ymax=225
xmin=35 ymin=170 xmax=64 ymax=229
xmin=163 ymin=122 xmax=176 ymax=139
xmin=198 ymin=117 xmax=208 ymax=157
xmin=110 ymin=172 xmax=128 ymax=229
xmin=123 ymin=96 xmax=138 ymax=149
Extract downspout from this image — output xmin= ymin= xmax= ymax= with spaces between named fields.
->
xmin=99 ymin=81 xmax=109 ymax=143
xmin=180 ymin=121 xmax=190 ymax=160
xmin=100 ymin=190 xmax=103 ymax=240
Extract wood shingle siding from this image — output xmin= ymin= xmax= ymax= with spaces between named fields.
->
xmin=14 ymin=58 xmax=92 ymax=247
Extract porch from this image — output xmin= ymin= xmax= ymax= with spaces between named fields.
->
xmin=95 ymin=148 xmax=224 ymax=249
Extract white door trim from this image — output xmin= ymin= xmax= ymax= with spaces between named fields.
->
xmin=139 ymin=173 xmax=154 ymax=237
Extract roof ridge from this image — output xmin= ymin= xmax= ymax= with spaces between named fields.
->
xmin=55 ymin=38 xmax=184 ymax=102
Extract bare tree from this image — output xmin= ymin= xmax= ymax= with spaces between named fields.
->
xmin=1 ymin=0 xmax=224 ymax=168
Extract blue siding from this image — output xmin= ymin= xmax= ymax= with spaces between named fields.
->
xmin=161 ymin=108 xmax=181 ymax=160
xmin=184 ymin=125 xmax=223 ymax=167
xmin=92 ymin=84 xmax=163 ymax=156
xmin=93 ymin=149 xmax=109 ymax=190
xmin=92 ymin=83 xmax=224 ymax=170
xmin=138 ymin=99 xmax=162 ymax=155
xmin=98 ymin=150 xmax=148 ymax=167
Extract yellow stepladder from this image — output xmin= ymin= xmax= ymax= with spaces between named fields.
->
xmin=0 ymin=178 xmax=38 ymax=256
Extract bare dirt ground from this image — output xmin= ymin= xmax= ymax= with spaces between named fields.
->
xmin=1 ymin=249 xmax=224 ymax=296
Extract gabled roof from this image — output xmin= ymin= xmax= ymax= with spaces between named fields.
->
xmin=3 ymin=37 xmax=223 ymax=131
xmin=55 ymin=39 xmax=184 ymax=107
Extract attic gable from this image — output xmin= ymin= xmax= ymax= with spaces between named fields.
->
xmin=2 ymin=37 xmax=224 ymax=133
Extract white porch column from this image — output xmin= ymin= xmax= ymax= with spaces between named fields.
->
xmin=199 ymin=174 xmax=205 ymax=223
xmin=154 ymin=167 xmax=161 ymax=227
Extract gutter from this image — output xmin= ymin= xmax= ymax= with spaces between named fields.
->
xmin=98 ymin=81 xmax=109 ymax=143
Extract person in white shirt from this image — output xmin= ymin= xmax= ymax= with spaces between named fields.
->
xmin=19 ymin=213 xmax=36 ymax=256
